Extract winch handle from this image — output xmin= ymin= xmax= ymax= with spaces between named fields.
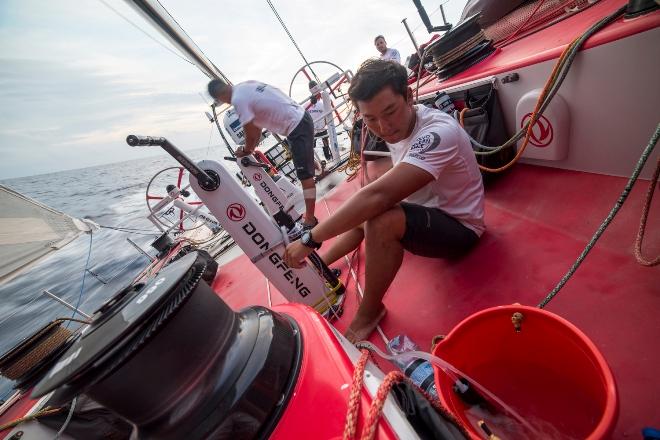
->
xmin=240 ymin=157 xmax=272 ymax=171
xmin=126 ymin=134 xmax=219 ymax=191
xmin=126 ymin=135 xmax=165 ymax=146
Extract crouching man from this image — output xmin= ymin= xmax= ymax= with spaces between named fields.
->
xmin=284 ymin=59 xmax=485 ymax=342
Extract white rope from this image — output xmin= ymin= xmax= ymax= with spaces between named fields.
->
xmin=55 ymin=396 xmax=77 ymax=439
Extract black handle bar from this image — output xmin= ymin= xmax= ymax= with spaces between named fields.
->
xmin=126 ymin=135 xmax=166 ymax=147
xmin=240 ymin=157 xmax=271 ymax=170
xmin=126 ymin=134 xmax=219 ymax=191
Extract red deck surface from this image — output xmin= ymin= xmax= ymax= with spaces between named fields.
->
xmin=212 ymin=164 xmax=659 ymax=438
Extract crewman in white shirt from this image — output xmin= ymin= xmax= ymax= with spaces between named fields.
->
xmin=307 ymin=80 xmax=332 ymax=161
xmin=208 ymin=79 xmax=319 ymax=228
xmin=284 ymin=59 xmax=485 ymax=342
xmin=375 ymin=35 xmax=401 ymax=64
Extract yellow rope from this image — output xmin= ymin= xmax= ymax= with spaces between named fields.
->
xmin=0 ymin=407 xmax=63 ymax=432
xmin=336 ymin=122 xmax=362 ymax=178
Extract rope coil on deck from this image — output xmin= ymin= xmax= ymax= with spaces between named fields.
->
xmin=0 ymin=317 xmax=87 ymax=381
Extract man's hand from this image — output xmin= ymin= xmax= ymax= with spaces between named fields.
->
xmin=284 ymin=240 xmax=313 ymax=268
xmin=235 ymin=146 xmax=253 ymax=157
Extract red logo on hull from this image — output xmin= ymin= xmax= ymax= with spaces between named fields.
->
xmin=521 ymin=113 xmax=553 ymax=147
xmin=227 ymin=203 xmax=246 ymax=221
xmin=253 ymin=172 xmax=262 ymax=181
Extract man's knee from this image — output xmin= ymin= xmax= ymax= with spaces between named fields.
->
xmin=365 ymin=207 xmax=406 ymax=240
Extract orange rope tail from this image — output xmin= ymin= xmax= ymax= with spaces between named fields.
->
xmin=343 ymin=349 xmax=469 ymax=440
xmin=343 ymin=349 xmax=370 ymax=440
xmin=468 ymin=38 xmax=578 ymax=173
xmin=634 ymin=157 xmax=660 ymax=266
xmin=359 ymin=371 xmax=407 ymax=440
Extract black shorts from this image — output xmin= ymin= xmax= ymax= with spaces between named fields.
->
xmin=400 ymin=202 xmax=479 ymax=258
xmin=287 ymin=111 xmax=315 ymax=180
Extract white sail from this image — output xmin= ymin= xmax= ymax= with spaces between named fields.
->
xmin=0 ymin=185 xmax=98 ymax=284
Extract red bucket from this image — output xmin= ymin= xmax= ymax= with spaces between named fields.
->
xmin=432 ymin=305 xmax=617 ymax=439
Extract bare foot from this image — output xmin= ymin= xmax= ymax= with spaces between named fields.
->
xmin=344 ymin=306 xmax=387 ymax=343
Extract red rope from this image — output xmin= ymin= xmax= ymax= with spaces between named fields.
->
xmin=359 ymin=371 xmax=407 ymax=440
xmin=496 ymin=0 xmax=547 ymax=47
xmin=343 ymin=349 xmax=370 ymax=440
xmin=342 ymin=349 xmax=470 ymax=440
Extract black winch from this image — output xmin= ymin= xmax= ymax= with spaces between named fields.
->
xmin=33 ymin=251 xmax=301 ymax=439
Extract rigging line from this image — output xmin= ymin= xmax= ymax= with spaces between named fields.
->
xmin=102 ymin=253 xmax=149 ymax=283
xmin=96 ymin=0 xmax=194 ymax=66
xmin=98 ymin=224 xmax=156 ymax=233
xmin=265 ymin=0 xmax=321 ymax=85
xmin=538 ymin=123 xmax=660 ymax=308
xmin=66 ymin=231 xmax=94 ymax=329
xmin=206 ymin=121 xmax=214 ymax=157
xmin=99 ymin=226 xmax=159 ymax=236
xmin=152 ymin=0 xmax=232 ymax=84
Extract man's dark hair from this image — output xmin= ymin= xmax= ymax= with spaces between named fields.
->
xmin=207 ymin=78 xmax=228 ymax=99
xmin=374 ymin=35 xmax=385 ymax=44
xmin=348 ymin=59 xmax=408 ymax=104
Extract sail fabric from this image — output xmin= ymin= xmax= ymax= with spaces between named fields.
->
xmin=0 ymin=185 xmax=98 ymax=284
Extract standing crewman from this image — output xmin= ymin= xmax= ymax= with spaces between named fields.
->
xmin=374 ymin=35 xmax=402 ymax=64
xmin=307 ymin=80 xmax=332 ymax=161
xmin=208 ymin=78 xmax=319 ymax=228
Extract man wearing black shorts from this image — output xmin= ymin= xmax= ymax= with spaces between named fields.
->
xmin=208 ymin=79 xmax=318 ymax=228
xmin=284 ymin=59 xmax=485 ymax=341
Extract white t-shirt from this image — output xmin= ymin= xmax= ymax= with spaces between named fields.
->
xmin=231 ymin=81 xmax=304 ymax=136
xmin=387 ymin=105 xmax=485 ymax=235
xmin=307 ymin=100 xmax=327 ymax=133
xmin=380 ymin=48 xmax=401 ymax=64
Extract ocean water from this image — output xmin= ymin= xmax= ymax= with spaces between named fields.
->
xmin=0 ymin=146 xmax=234 ymax=400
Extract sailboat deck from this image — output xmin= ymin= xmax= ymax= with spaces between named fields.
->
xmin=417 ymin=0 xmax=660 ymax=97
xmin=212 ymin=163 xmax=659 ymax=437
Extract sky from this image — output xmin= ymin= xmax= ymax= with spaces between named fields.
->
xmin=0 ymin=0 xmax=467 ymax=179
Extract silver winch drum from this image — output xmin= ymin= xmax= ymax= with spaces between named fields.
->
xmin=32 ymin=251 xmax=302 ymax=439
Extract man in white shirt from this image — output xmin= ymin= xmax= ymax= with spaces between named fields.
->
xmin=284 ymin=59 xmax=484 ymax=342
xmin=375 ymin=35 xmax=401 ymax=64
xmin=208 ymin=79 xmax=319 ymax=228
xmin=307 ymin=80 xmax=332 ymax=161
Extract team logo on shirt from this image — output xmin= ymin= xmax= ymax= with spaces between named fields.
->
xmin=409 ymin=132 xmax=441 ymax=160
